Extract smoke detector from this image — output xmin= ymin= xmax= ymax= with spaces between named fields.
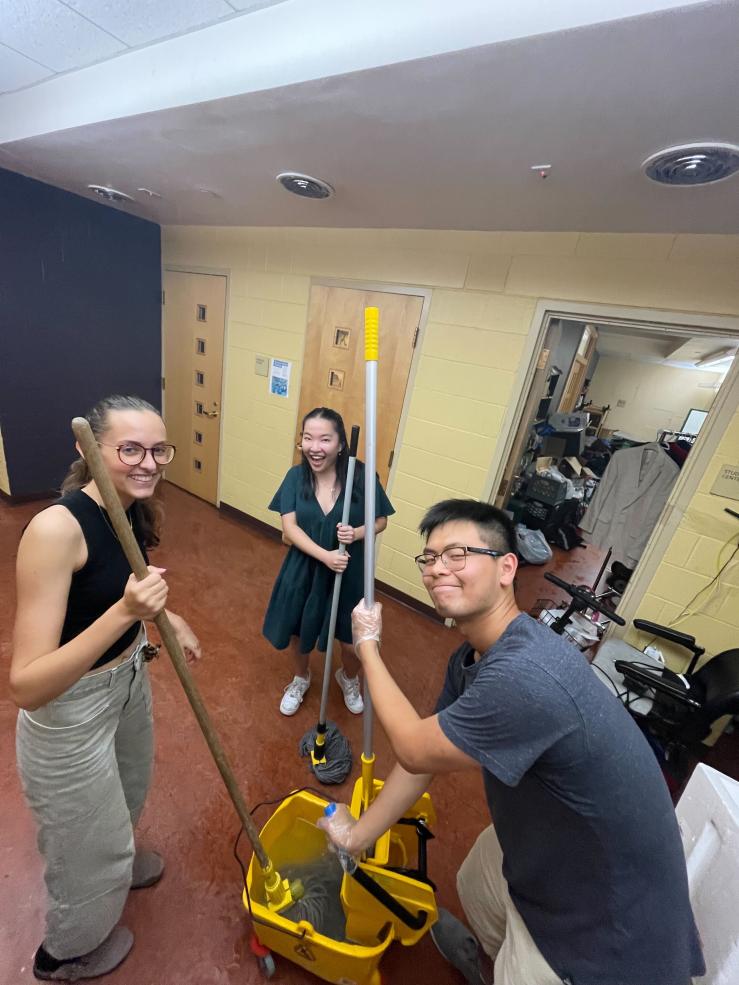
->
xmin=276 ymin=172 xmax=334 ymax=199
xmin=642 ymin=143 xmax=739 ymax=185
xmin=87 ymin=184 xmax=134 ymax=203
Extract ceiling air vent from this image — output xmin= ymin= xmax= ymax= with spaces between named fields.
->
xmin=642 ymin=143 xmax=739 ymax=185
xmin=276 ymin=172 xmax=334 ymax=199
xmin=87 ymin=184 xmax=134 ymax=203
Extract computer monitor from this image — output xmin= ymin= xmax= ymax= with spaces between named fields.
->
xmin=680 ymin=408 xmax=709 ymax=436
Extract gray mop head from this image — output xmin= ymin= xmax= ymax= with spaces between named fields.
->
xmin=299 ymin=720 xmax=353 ymax=785
xmin=280 ymin=853 xmax=347 ymax=941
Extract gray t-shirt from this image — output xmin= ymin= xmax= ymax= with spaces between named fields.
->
xmin=437 ymin=613 xmax=703 ymax=985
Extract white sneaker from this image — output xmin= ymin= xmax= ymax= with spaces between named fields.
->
xmin=280 ymin=674 xmax=311 ymax=716
xmin=335 ymin=668 xmax=364 ymax=714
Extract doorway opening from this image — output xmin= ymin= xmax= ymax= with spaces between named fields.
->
xmin=493 ymin=307 xmax=739 ymax=633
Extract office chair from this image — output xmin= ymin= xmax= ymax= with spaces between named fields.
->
xmin=613 ymin=619 xmax=739 ymax=780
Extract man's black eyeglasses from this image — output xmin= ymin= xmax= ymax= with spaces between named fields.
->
xmin=414 ymin=545 xmax=506 ymax=574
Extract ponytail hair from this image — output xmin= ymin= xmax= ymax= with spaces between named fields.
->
xmin=60 ymin=395 xmax=164 ymax=547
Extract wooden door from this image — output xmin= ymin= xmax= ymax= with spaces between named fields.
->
xmin=558 ymin=324 xmax=598 ymax=413
xmin=296 ymin=286 xmax=423 ymax=485
xmin=162 ymin=270 xmax=226 ymax=504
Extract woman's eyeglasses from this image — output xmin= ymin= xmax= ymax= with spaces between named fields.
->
xmin=99 ymin=442 xmax=176 ymax=466
xmin=414 ymin=545 xmax=506 ymax=574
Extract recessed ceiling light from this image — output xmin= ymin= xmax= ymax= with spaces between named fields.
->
xmin=276 ymin=172 xmax=334 ymax=199
xmin=87 ymin=184 xmax=134 ymax=203
xmin=642 ymin=143 xmax=739 ymax=185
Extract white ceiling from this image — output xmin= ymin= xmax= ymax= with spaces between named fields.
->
xmin=1 ymin=0 xmax=738 ymax=231
xmin=0 ymin=0 xmax=288 ymax=94
xmin=594 ymin=325 xmax=737 ymax=372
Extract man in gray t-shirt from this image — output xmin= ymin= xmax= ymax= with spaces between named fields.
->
xmin=320 ymin=498 xmax=704 ymax=985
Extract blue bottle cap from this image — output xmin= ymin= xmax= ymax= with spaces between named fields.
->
xmin=324 ymin=802 xmax=337 ymax=818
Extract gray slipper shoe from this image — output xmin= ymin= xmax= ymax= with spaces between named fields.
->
xmin=430 ymin=908 xmax=487 ymax=985
xmin=131 ymin=849 xmax=164 ymax=889
xmin=33 ymin=927 xmax=133 ymax=981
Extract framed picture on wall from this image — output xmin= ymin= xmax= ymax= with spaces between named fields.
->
xmin=333 ymin=327 xmax=351 ymax=349
xmin=328 ymin=368 xmax=345 ymax=390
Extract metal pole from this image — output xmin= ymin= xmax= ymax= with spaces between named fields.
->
xmin=316 ymin=426 xmax=360 ymax=729
xmin=362 ymin=307 xmax=379 ymax=805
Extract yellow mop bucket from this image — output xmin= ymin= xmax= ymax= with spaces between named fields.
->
xmin=244 ymin=790 xmax=437 ymax=984
xmin=349 ymin=776 xmax=436 ymax=875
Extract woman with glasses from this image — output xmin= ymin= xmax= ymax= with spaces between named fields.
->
xmin=263 ymin=406 xmax=394 ymax=716
xmin=9 ymin=394 xmax=200 ymax=982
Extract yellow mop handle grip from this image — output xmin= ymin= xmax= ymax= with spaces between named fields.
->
xmin=361 ymin=752 xmax=376 ymax=811
xmin=365 ymin=307 xmax=379 ymax=361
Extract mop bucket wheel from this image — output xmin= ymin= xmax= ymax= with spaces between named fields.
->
xmin=249 ymin=934 xmax=276 ymax=979
xmin=257 ymin=953 xmax=276 ymax=978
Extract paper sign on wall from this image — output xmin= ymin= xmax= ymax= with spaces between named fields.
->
xmin=710 ymin=463 xmax=739 ymax=502
xmin=269 ymin=358 xmax=291 ymax=398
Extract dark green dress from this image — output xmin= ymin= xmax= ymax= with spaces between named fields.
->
xmin=262 ymin=463 xmax=394 ymax=653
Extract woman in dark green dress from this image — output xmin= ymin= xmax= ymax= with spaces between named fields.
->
xmin=263 ymin=407 xmax=394 ymax=716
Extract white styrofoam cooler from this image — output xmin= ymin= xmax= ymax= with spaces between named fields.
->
xmin=677 ymin=764 xmax=739 ymax=984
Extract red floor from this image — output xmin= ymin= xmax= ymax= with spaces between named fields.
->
xmin=3 ymin=487 xmax=734 ymax=985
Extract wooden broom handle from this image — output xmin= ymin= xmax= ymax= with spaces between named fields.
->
xmin=72 ymin=418 xmax=269 ymax=869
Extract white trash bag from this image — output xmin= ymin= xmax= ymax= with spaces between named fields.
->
xmin=516 ymin=524 xmax=553 ymax=565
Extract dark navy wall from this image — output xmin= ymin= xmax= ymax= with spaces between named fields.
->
xmin=0 ymin=167 xmax=161 ymax=496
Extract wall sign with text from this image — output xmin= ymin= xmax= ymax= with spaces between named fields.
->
xmin=710 ymin=463 xmax=739 ymax=502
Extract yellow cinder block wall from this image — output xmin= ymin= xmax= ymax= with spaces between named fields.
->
xmin=626 ymin=406 xmax=739 ymax=665
xmin=162 ymin=227 xmax=739 ymax=629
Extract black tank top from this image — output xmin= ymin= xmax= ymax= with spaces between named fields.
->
xmin=56 ymin=489 xmax=151 ymax=670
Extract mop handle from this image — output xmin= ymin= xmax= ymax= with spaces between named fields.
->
xmin=72 ymin=418 xmax=270 ymax=871
xmin=339 ymin=426 xmax=361 ymax=557
xmin=362 ymin=307 xmax=379 ymax=767
xmin=317 ymin=425 xmax=360 ymax=727
xmin=363 ymin=309 xmax=378 ymax=609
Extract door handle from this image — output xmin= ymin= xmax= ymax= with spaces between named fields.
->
xmin=203 ymin=403 xmax=219 ymax=419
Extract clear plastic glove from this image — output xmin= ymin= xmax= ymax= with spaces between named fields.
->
xmin=352 ymin=599 xmax=382 ymax=655
xmin=316 ymin=802 xmax=358 ymax=859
